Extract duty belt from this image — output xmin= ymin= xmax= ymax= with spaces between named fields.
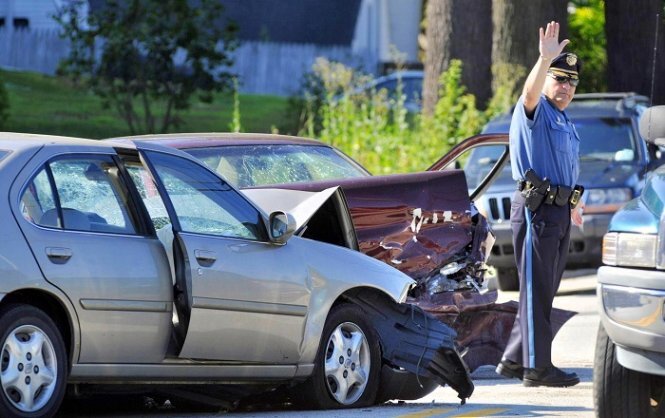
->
xmin=517 ymin=179 xmax=584 ymax=208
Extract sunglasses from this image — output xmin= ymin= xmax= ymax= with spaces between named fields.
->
xmin=548 ymin=73 xmax=579 ymax=87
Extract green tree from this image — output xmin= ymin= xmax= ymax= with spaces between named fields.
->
xmin=0 ymin=78 xmax=8 ymax=129
xmin=55 ymin=0 xmax=238 ymax=134
xmin=569 ymin=0 xmax=607 ymax=93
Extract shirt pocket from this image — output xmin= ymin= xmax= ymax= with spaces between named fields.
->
xmin=549 ymin=120 xmax=571 ymax=154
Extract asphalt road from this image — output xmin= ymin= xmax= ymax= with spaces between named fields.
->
xmin=60 ymin=270 xmax=599 ymax=418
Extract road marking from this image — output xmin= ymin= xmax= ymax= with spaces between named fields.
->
xmin=398 ymin=408 xmax=454 ymax=417
xmin=397 ymin=407 xmax=507 ymax=417
xmin=452 ymin=407 xmax=508 ymax=417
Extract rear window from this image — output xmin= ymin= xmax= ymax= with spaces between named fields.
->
xmin=0 ymin=150 xmax=9 ymax=162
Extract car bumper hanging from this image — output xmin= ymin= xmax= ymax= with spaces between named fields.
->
xmin=345 ymin=293 xmax=474 ymax=403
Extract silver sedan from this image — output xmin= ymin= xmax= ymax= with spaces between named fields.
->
xmin=0 ymin=133 xmax=471 ymax=417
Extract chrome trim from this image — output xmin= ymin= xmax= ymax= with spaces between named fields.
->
xmin=80 ymin=299 xmax=170 ymax=312
xmin=598 ymin=266 xmax=665 ymax=290
xmin=193 ymin=297 xmax=307 ymax=317
xmin=601 ymin=284 xmax=665 ymax=332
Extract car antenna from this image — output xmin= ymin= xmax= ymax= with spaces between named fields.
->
xmin=649 ymin=13 xmax=660 ymax=109
xmin=646 ymin=13 xmax=660 ymax=162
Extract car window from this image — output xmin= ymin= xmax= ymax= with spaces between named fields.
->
xmin=0 ymin=150 xmax=9 ymax=162
xmin=185 ymin=145 xmax=368 ymax=188
xmin=463 ymin=145 xmax=513 ymax=190
xmin=143 ymin=151 xmax=266 ymax=240
xmin=20 ymin=168 xmax=56 ymax=225
xmin=20 ymin=156 xmax=137 ymax=234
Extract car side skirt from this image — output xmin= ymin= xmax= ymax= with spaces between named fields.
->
xmin=69 ymin=363 xmax=312 ymax=383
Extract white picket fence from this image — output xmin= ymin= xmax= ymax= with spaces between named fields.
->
xmin=0 ymin=29 xmax=375 ymax=96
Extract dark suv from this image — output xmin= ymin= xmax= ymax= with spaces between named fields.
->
xmin=477 ymin=93 xmax=658 ymax=290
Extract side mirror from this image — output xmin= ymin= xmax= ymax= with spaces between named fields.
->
xmin=614 ymin=149 xmax=634 ymax=162
xmin=268 ymin=211 xmax=297 ymax=245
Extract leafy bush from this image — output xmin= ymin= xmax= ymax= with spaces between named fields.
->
xmin=296 ymin=58 xmax=519 ymax=174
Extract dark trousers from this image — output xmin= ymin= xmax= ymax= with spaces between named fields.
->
xmin=502 ymin=191 xmax=571 ymax=369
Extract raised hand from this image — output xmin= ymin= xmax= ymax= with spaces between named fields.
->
xmin=539 ymin=21 xmax=570 ymax=60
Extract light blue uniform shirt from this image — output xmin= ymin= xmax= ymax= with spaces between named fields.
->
xmin=510 ymin=95 xmax=580 ymax=187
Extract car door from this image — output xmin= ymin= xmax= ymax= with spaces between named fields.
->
xmin=13 ymin=149 xmax=173 ymax=364
xmin=427 ymin=133 xmax=511 ymax=201
xmin=125 ymin=147 xmax=311 ymax=363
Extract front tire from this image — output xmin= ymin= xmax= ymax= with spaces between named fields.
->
xmin=0 ymin=305 xmax=67 ymax=418
xmin=593 ymin=323 xmax=665 ymax=417
xmin=304 ymin=303 xmax=381 ymax=409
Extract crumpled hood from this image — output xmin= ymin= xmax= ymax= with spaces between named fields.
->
xmin=247 ymin=170 xmax=491 ymax=283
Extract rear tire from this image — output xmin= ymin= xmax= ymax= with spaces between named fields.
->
xmin=0 ymin=304 xmax=68 ymax=418
xmin=496 ymin=267 xmax=519 ymax=291
xmin=593 ymin=323 xmax=665 ymax=417
xmin=302 ymin=303 xmax=381 ymax=409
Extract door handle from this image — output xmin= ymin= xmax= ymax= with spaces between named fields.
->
xmin=194 ymin=249 xmax=217 ymax=265
xmin=46 ymin=247 xmax=72 ymax=263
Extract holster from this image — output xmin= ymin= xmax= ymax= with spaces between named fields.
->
xmin=521 ymin=169 xmax=550 ymax=212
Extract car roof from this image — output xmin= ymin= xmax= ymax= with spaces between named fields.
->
xmin=106 ymin=133 xmax=332 ymax=149
xmin=483 ymin=92 xmax=648 ymax=132
xmin=566 ymin=93 xmax=648 ymax=118
xmin=0 ymin=132 xmax=118 ymax=151
xmin=374 ymin=70 xmax=423 ymax=83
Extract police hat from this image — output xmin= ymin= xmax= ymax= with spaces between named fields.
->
xmin=549 ymin=52 xmax=581 ymax=79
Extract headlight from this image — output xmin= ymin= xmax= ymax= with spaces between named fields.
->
xmin=602 ymin=232 xmax=657 ymax=268
xmin=587 ymin=188 xmax=632 ymax=206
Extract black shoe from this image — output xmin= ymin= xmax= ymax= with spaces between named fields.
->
xmin=495 ymin=359 xmax=524 ymax=380
xmin=523 ymin=366 xmax=580 ymax=387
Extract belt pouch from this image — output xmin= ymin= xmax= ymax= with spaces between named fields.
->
xmin=555 ymin=186 xmax=572 ymax=206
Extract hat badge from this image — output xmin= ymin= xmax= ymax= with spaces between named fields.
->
xmin=566 ymin=54 xmax=577 ymax=66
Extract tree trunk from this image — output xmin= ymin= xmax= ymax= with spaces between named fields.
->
xmin=452 ymin=0 xmax=492 ymax=109
xmin=423 ymin=0 xmax=492 ymax=115
xmin=492 ymin=0 xmax=568 ymax=89
xmin=605 ymin=1 xmax=665 ymax=105
xmin=423 ymin=0 xmax=453 ymax=115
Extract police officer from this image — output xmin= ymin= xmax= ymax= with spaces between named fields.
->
xmin=495 ymin=21 xmax=583 ymax=387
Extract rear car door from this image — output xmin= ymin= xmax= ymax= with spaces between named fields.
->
xmin=127 ymin=147 xmax=311 ymax=363
xmin=13 ymin=148 xmax=173 ymax=364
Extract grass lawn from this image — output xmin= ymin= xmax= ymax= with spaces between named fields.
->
xmin=0 ymin=69 xmax=296 ymax=139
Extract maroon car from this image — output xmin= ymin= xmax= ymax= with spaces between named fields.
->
xmin=109 ymin=132 xmax=572 ymax=401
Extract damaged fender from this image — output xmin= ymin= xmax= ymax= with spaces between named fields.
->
xmin=346 ymin=293 xmax=474 ymax=402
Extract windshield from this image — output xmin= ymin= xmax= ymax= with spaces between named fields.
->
xmin=185 ymin=144 xmax=369 ymax=188
xmin=576 ymin=118 xmax=636 ymax=161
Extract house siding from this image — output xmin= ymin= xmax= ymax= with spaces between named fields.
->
xmin=2 ymin=0 xmax=62 ymax=31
